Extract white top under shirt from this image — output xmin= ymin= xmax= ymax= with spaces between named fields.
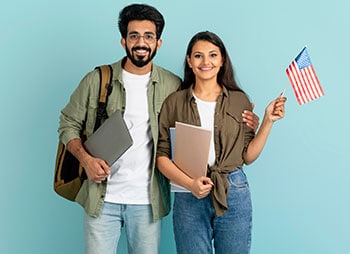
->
xmin=193 ymin=94 xmax=216 ymax=167
xmin=105 ymin=70 xmax=152 ymax=204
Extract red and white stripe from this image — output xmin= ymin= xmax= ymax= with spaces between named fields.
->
xmin=286 ymin=61 xmax=324 ymax=105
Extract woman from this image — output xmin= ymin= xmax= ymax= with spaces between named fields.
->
xmin=156 ymin=31 xmax=286 ymax=254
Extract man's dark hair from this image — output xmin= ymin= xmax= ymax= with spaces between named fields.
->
xmin=118 ymin=4 xmax=165 ymax=39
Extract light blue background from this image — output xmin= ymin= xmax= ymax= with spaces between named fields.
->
xmin=1 ymin=0 xmax=349 ymax=253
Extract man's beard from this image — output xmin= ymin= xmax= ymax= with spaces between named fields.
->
xmin=126 ymin=46 xmax=158 ymax=67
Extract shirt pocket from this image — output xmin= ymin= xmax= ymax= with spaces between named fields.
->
xmin=223 ymin=111 xmax=242 ymax=138
xmin=86 ymin=96 xmax=99 ymax=134
xmin=106 ymin=98 xmax=122 ymax=116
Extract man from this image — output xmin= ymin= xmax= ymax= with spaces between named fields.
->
xmin=58 ymin=3 xmax=259 ymax=254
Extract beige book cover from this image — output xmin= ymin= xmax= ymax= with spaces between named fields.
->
xmin=170 ymin=122 xmax=211 ymax=192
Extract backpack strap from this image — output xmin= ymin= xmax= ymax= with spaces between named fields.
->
xmin=94 ymin=65 xmax=113 ymax=131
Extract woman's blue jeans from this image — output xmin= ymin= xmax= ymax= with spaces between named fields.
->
xmin=173 ymin=168 xmax=252 ymax=254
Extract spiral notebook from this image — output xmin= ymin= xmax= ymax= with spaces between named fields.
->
xmin=84 ymin=110 xmax=133 ymax=166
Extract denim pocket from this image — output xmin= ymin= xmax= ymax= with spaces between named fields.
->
xmin=227 ymin=169 xmax=249 ymax=189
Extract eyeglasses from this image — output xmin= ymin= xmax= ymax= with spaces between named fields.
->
xmin=127 ymin=33 xmax=157 ymax=44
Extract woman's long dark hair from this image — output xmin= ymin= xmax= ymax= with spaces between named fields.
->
xmin=181 ymin=31 xmax=244 ymax=94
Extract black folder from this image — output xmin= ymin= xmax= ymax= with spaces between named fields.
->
xmin=84 ymin=110 xmax=133 ymax=166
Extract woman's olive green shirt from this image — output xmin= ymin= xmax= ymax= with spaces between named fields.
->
xmin=59 ymin=59 xmax=181 ymax=220
xmin=156 ymin=86 xmax=255 ymax=216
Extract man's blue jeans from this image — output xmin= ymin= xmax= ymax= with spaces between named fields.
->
xmin=84 ymin=202 xmax=161 ymax=254
xmin=173 ymin=168 xmax=252 ymax=254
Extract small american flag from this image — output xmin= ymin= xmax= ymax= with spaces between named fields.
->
xmin=286 ymin=47 xmax=324 ymax=105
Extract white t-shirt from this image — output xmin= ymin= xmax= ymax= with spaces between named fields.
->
xmin=193 ymin=94 xmax=216 ymax=167
xmin=104 ymin=70 xmax=152 ymax=204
